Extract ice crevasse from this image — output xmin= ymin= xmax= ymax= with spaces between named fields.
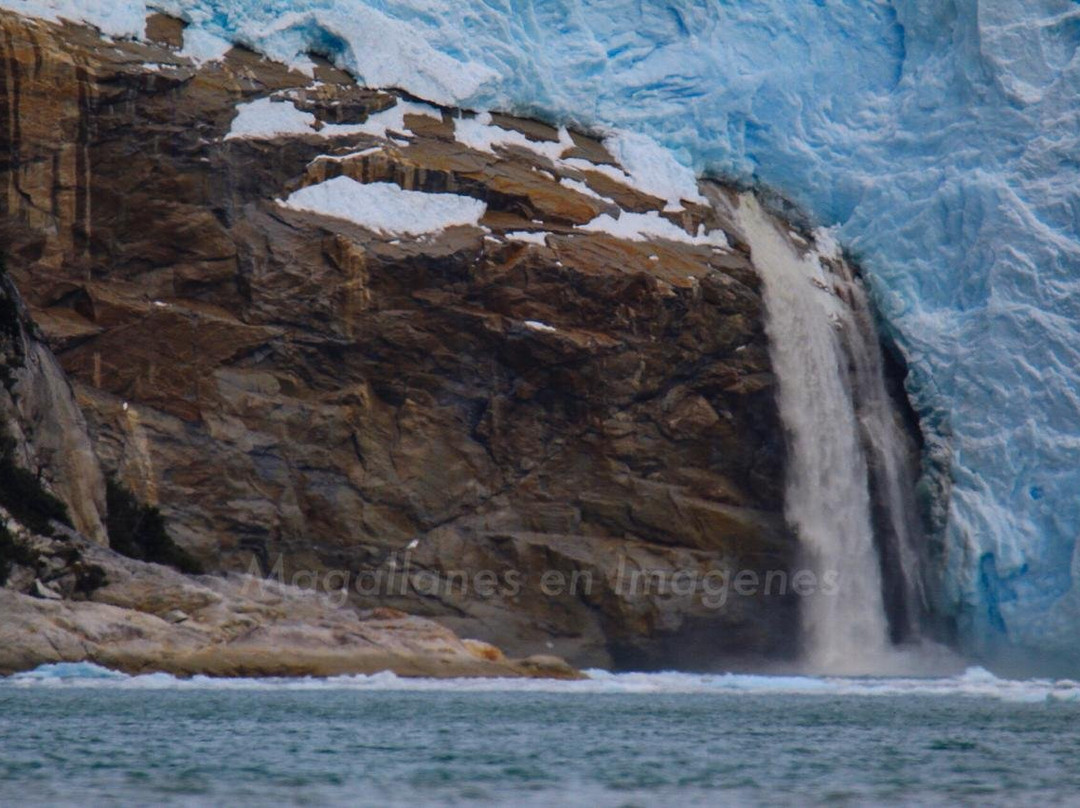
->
xmin=3 ymin=0 xmax=1080 ymax=670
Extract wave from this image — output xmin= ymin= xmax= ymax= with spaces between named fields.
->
xmin=5 ymin=662 xmax=1079 ymax=703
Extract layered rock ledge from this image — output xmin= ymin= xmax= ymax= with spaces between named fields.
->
xmin=0 ymin=525 xmax=577 ymax=679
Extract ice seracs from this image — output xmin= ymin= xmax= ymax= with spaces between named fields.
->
xmin=3 ymin=0 xmax=1079 ymax=665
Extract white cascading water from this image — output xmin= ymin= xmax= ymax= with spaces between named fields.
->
xmin=842 ymin=271 xmax=925 ymax=643
xmin=732 ymin=194 xmax=907 ymax=674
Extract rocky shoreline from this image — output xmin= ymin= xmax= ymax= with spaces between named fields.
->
xmin=0 ymin=525 xmax=580 ymax=679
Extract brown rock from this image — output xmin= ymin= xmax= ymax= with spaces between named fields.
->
xmin=0 ymin=274 xmax=108 ymax=544
xmin=145 ymin=12 xmax=185 ymax=49
xmin=0 ymin=529 xmax=572 ymax=679
xmin=0 ymin=9 xmax=797 ymax=671
xmin=518 ymin=654 xmax=585 ymax=680
xmin=462 ymin=638 xmax=506 ymax=663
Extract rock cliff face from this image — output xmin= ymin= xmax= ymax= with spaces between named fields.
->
xmin=0 ymin=11 xmax=800 ymax=670
xmin=0 ymin=225 xmax=577 ymax=680
xmin=0 ymin=271 xmax=107 ymax=544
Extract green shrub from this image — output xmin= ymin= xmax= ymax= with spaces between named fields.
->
xmin=105 ymin=477 xmax=203 ymax=575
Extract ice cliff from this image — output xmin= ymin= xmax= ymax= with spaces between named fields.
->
xmin=3 ymin=0 xmax=1079 ymax=669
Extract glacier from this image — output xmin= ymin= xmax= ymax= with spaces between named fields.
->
xmin=3 ymin=0 xmax=1080 ymax=670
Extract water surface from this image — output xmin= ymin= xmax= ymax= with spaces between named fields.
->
xmin=2 ymin=665 xmax=1078 ymax=807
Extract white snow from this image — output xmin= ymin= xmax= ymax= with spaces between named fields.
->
xmin=308 ymin=146 xmax=383 ymax=165
xmin=601 ymin=130 xmax=707 ymax=209
xmin=149 ymin=1 xmax=499 ymax=106
xmin=350 ymin=100 xmax=441 ymax=139
xmin=559 ymin=177 xmax=613 ymax=204
xmin=225 ymin=97 xmax=440 ymax=142
xmin=451 ymin=117 xmax=703 ymax=212
xmin=179 ymin=27 xmax=232 ymax=64
xmin=453 ymin=114 xmax=573 ymax=163
xmin=505 ymin=231 xmax=548 ymax=246
xmin=0 ymin=0 xmax=145 ymax=37
xmin=524 ymin=320 xmax=557 ymax=333
xmin=225 ymin=98 xmax=317 ymax=141
xmin=813 ymin=227 xmax=843 ymax=261
xmin=577 ymin=212 xmax=727 ymax=248
xmin=280 ymin=177 xmax=487 ymax=237
xmin=451 ymin=116 xmax=706 ymax=215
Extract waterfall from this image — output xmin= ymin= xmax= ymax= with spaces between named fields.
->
xmin=841 ymin=272 xmax=925 ymax=645
xmin=731 ymin=194 xmax=923 ymax=674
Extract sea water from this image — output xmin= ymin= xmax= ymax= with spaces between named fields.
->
xmin=2 ymin=664 xmax=1079 ymax=807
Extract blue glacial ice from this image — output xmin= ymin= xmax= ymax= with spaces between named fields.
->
xmin=2 ymin=0 xmax=1079 ymax=669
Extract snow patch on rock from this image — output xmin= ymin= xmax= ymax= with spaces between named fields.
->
xmin=280 ymin=177 xmax=486 ymax=237
xmin=225 ymin=96 xmax=441 ymax=142
xmin=505 ymin=231 xmax=548 ymax=246
xmin=225 ymin=97 xmax=317 ymax=141
xmin=578 ymin=212 xmax=727 ymax=248
xmin=179 ymin=27 xmax=232 ymax=64
xmin=453 ymin=114 xmax=573 ymax=163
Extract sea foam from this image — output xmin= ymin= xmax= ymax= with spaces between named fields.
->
xmin=6 ymin=664 xmax=1080 ymax=704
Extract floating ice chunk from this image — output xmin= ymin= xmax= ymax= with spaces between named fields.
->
xmin=280 ymin=177 xmax=487 ymax=237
